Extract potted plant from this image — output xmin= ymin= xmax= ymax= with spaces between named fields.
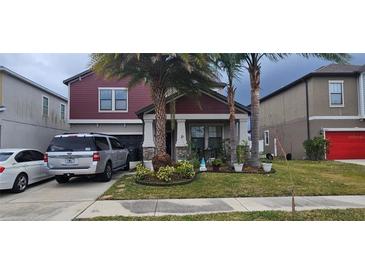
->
xmin=212 ymin=159 xmax=223 ymax=172
xmin=262 ymin=159 xmax=272 ymax=173
xmin=234 ymin=143 xmax=246 ymax=172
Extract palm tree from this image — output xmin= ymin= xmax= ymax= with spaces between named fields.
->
xmin=241 ymin=53 xmax=351 ymax=168
xmin=90 ymin=54 xmax=220 ymax=165
xmin=212 ymin=54 xmax=244 ymax=165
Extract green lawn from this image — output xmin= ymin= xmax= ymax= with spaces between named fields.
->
xmin=80 ymin=208 xmax=365 ymax=221
xmin=101 ymin=160 xmax=365 ymax=200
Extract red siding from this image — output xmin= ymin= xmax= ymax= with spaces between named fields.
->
xmin=69 ymin=73 xmax=152 ymax=119
xmin=166 ymin=93 xmax=244 ymax=114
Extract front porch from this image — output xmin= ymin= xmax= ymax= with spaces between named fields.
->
xmin=142 ymin=113 xmax=249 ymax=162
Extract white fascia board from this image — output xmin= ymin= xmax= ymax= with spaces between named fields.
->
xmin=143 ymin=113 xmax=248 ymax=120
xmin=323 ymin=127 xmax=365 ymax=132
xmin=309 ymin=116 xmax=361 ymax=120
xmin=68 ymin=119 xmax=143 ymax=124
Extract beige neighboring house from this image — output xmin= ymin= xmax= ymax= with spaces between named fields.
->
xmin=259 ymin=64 xmax=365 ymax=160
xmin=0 ymin=66 xmax=69 ymax=152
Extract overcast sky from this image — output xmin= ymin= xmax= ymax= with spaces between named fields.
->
xmin=1 ymin=53 xmax=365 ymax=105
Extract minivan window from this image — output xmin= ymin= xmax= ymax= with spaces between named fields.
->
xmin=95 ymin=137 xmax=110 ymax=151
xmin=47 ymin=136 xmax=96 ymax=152
xmin=0 ymin=152 xmax=13 ymax=162
xmin=110 ymin=138 xmax=123 ymax=150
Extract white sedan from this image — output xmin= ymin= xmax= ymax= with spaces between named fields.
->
xmin=0 ymin=149 xmax=52 ymax=193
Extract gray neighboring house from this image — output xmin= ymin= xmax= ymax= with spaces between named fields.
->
xmin=259 ymin=64 xmax=365 ymax=160
xmin=0 ymin=66 xmax=69 ymax=152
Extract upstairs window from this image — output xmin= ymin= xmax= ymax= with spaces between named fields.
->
xmin=329 ymin=80 xmax=344 ymax=107
xmin=42 ymin=96 xmax=49 ymax=117
xmin=99 ymin=88 xmax=128 ymax=112
xmin=60 ymin=104 xmax=66 ymax=121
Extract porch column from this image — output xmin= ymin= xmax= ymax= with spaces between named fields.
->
xmin=142 ymin=119 xmax=155 ymax=162
xmin=238 ymin=118 xmax=249 ymax=144
xmin=175 ymin=119 xmax=188 ymax=160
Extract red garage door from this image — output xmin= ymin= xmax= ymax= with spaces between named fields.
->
xmin=326 ymin=131 xmax=365 ymax=160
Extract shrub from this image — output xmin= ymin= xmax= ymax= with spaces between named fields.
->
xmin=236 ymin=140 xmax=249 ymax=164
xmin=190 ymin=159 xmax=200 ymax=169
xmin=303 ymin=136 xmax=329 ymax=160
xmin=175 ymin=161 xmax=195 ymax=179
xmin=152 ymin=153 xmax=172 ymax=171
xmin=156 ymin=166 xmax=175 ymax=182
xmin=212 ymin=158 xmax=223 ymax=167
xmin=135 ymin=163 xmax=152 ymax=181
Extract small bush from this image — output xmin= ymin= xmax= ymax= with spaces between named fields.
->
xmin=303 ymin=136 xmax=329 ymax=160
xmin=212 ymin=158 xmax=223 ymax=167
xmin=156 ymin=166 xmax=175 ymax=182
xmin=175 ymin=161 xmax=195 ymax=179
xmin=135 ymin=163 xmax=152 ymax=181
xmin=190 ymin=159 xmax=200 ymax=169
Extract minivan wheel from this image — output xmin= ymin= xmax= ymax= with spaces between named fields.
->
xmin=12 ymin=173 xmax=28 ymax=193
xmin=101 ymin=162 xmax=113 ymax=182
xmin=55 ymin=175 xmax=69 ymax=184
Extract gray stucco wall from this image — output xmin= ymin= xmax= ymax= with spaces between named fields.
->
xmin=308 ymin=76 xmax=359 ymax=116
xmin=259 ymin=81 xmax=308 ymax=159
xmin=0 ymin=73 xmax=69 ymax=152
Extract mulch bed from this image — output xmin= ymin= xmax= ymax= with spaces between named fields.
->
xmin=205 ymin=165 xmax=276 ymax=174
xmin=135 ymin=174 xmax=197 ymax=187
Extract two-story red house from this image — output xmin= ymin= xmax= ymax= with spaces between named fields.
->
xmin=64 ymin=69 xmax=250 ymax=166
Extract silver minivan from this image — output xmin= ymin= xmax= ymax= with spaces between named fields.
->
xmin=45 ymin=133 xmax=129 ymax=184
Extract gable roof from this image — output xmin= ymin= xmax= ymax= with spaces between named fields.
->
xmin=136 ymin=89 xmax=250 ymax=117
xmin=0 ymin=66 xmax=67 ymax=101
xmin=63 ymin=68 xmax=93 ymax=85
xmin=259 ymin=63 xmax=365 ymax=104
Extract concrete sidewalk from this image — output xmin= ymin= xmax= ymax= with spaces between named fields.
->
xmin=76 ymin=195 xmax=365 ymax=219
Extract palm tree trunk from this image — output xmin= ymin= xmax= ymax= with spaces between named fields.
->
xmin=152 ymin=87 xmax=167 ymax=156
xmin=248 ymin=63 xmax=261 ymax=168
xmin=227 ymin=85 xmax=236 ymax=165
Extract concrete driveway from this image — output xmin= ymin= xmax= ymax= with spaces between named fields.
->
xmin=0 ymin=172 xmax=124 ymax=221
xmin=336 ymin=159 xmax=365 ymax=166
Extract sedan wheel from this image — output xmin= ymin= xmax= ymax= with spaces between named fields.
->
xmin=12 ymin=174 xmax=28 ymax=193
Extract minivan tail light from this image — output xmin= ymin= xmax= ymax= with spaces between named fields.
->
xmin=0 ymin=166 xmax=5 ymax=173
xmin=92 ymin=152 xmax=100 ymax=161
xmin=44 ymin=153 xmax=48 ymax=163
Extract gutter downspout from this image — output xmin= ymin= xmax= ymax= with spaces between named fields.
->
xmin=305 ymin=80 xmax=310 ymax=140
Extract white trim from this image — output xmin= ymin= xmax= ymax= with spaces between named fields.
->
xmin=264 ymin=130 xmax=270 ymax=146
xmin=42 ymin=95 xmax=49 ymax=117
xmin=93 ymin=131 xmax=143 ymax=135
xmin=60 ymin=103 xmax=66 ymax=121
xmin=69 ymin=119 xmax=143 ymax=124
xmin=143 ymin=113 xmax=248 ymax=120
xmin=328 ymin=80 xmax=344 ymax=108
xmin=323 ymin=127 xmax=365 ymax=132
xmin=98 ymin=87 xmax=128 ymax=113
xmin=309 ymin=116 xmax=361 ymax=120
xmin=359 ymin=73 xmax=365 ymax=118
xmin=67 ymin=83 xmax=70 ymax=122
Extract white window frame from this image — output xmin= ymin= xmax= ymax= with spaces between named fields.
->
xmin=328 ymin=80 xmax=344 ymax=108
xmin=98 ymin=87 xmax=128 ymax=112
xmin=189 ymin=123 xmax=225 ymax=150
xmin=264 ymin=130 xmax=270 ymax=146
xmin=60 ymin=103 xmax=66 ymax=121
xmin=42 ymin=96 xmax=49 ymax=117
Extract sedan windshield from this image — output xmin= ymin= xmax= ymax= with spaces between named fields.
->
xmin=47 ymin=136 xmax=96 ymax=152
xmin=0 ymin=152 xmax=14 ymax=162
